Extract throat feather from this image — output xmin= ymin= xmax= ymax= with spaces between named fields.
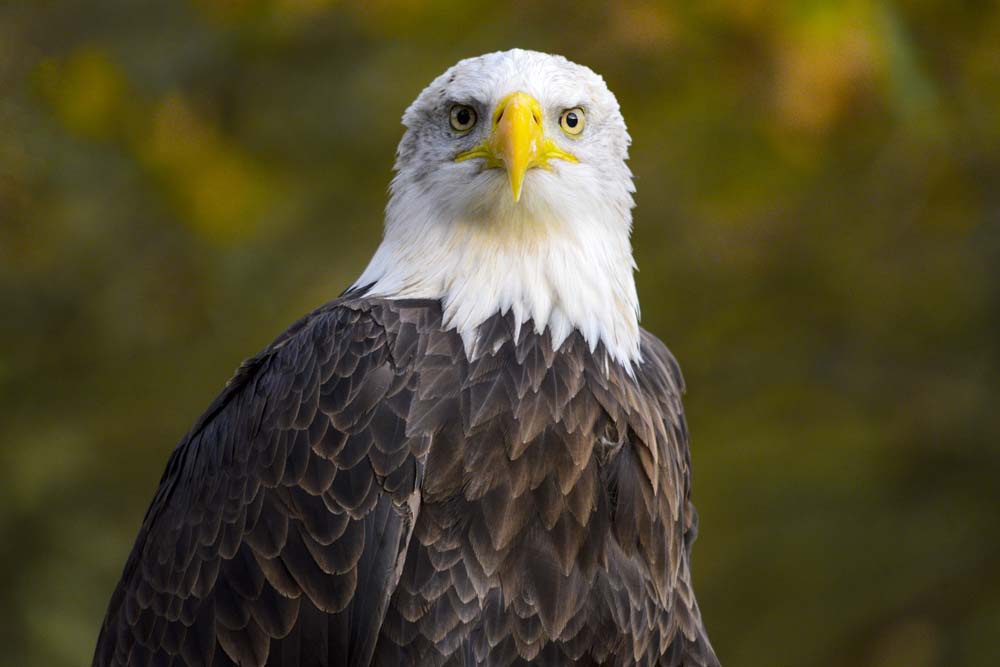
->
xmin=354 ymin=167 xmax=641 ymax=370
xmin=355 ymin=217 xmax=640 ymax=370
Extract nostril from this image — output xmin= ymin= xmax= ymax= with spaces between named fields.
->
xmin=495 ymin=109 xmax=504 ymax=125
xmin=533 ymin=112 xmax=541 ymax=125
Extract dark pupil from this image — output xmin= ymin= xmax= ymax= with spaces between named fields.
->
xmin=456 ymin=108 xmax=471 ymax=126
xmin=565 ymin=112 xmax=578 ymax=128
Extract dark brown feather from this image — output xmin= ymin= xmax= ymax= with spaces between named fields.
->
xmin=94 ymin=299 xmax=718 ymax=666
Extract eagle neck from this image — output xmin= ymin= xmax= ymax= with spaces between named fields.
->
xmin=353 ymin=188 xmax=641 ymax=371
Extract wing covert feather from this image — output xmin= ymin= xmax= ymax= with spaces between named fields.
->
xmin=94 ymin=301 xmax=422 ymax=667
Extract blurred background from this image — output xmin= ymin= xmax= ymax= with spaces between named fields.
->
xmin=2 ymin=0 xmax=999 ymax=665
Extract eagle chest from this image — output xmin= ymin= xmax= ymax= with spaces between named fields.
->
xmin=375 ymin=314 xmax=666 ymax=663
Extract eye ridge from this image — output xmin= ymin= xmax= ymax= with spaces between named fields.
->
xmin=559 ymin=107 xmax=586 ymax=136
xmin=449 ymin=104 xmax=477 ymax=132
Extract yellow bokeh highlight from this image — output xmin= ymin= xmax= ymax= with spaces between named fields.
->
xmin=773 ymin=4 xmax=878 ymax=132
xmin=34 ymin=47 xmax=127 ymax=139
xmin=610 ymin=1 xmax=678 ymax=51
xmin=34 ymin=47 xmax=278 ymax=243
xmin=142 ymin=95 xmax=275 ymax=242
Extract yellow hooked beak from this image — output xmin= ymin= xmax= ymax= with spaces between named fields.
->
xmin=455 ymin=92 xmax=577 ymax=202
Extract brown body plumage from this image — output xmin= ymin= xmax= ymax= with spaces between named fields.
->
xmin=94 ymin=297 xmax=718 ymax=666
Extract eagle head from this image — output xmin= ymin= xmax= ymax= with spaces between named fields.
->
xmin=354 ymin=50 xmax=641 ymax=369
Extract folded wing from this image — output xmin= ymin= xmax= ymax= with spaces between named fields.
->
xmin=94 ymin=303 xmax=423 ymax=667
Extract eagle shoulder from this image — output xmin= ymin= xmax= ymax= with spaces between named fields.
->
xmin=94 ymin=298 xmax=425 ymax=667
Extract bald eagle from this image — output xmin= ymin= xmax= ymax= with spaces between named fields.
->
xmin=95 ymin=50 xmax=720 ymax=667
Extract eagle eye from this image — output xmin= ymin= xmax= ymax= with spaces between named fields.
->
xmin=559 ymin=107 xmax=586 ymax=136
xmin=449 ymin=105 xmax=477 ymax=132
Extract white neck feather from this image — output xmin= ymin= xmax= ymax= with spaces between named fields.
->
xmin=353 ymin=172 xmax=641 ymax=370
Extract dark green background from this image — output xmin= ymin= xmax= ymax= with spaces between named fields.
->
xmin=2 ymin=1 xmax=998 ymax=665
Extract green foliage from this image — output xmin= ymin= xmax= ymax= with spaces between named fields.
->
xmin=1 ymin=1 xmax=998 ymax=665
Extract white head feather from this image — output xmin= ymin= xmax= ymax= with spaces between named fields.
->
xmin=354 ymin=49 xmax=641 ymax=369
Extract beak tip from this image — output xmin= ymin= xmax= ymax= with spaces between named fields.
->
xmin=509 ymin=175 xmax=524 ymax=203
